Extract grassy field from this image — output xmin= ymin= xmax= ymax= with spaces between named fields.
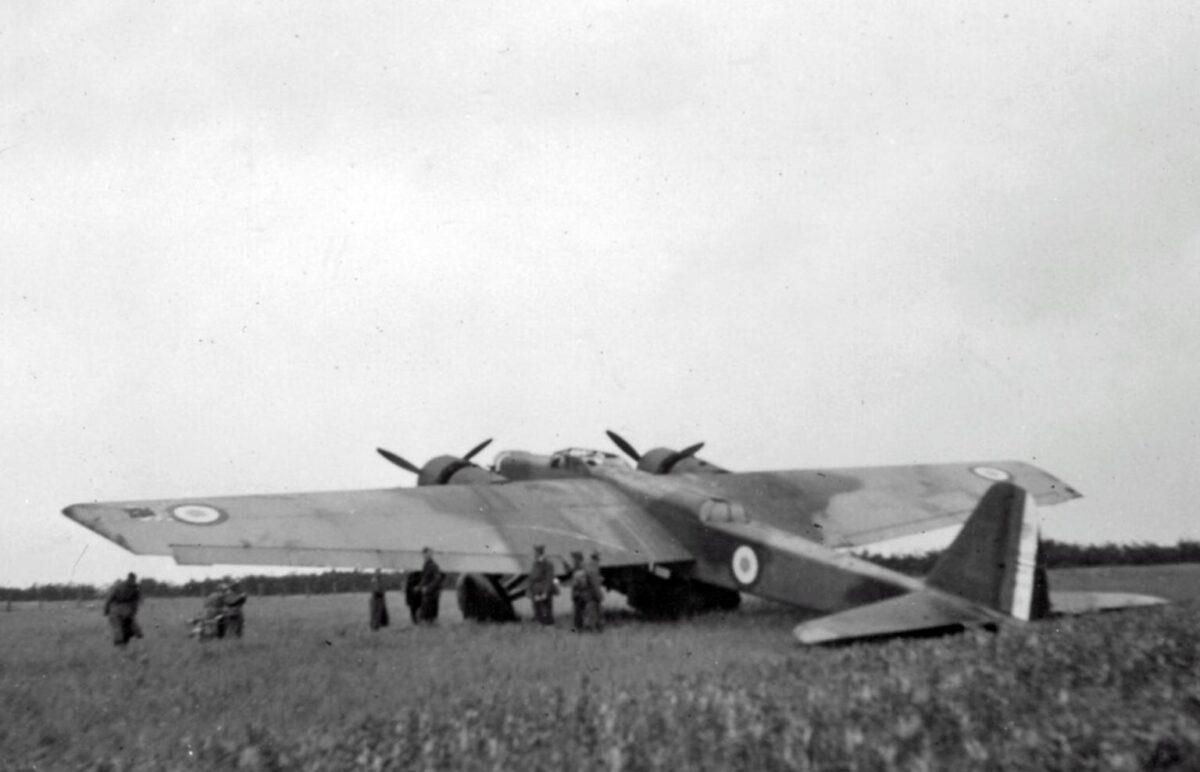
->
xmin=3 ymin=566 xmax=1199 ymax=770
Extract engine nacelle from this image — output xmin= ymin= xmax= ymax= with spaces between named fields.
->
xmin=636 ymin=447 xmax=727 ymax=475
xmin=417 ymin=455 xmax=506 ymax=487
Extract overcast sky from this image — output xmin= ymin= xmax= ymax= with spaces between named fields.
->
xmin=3 ymin=2 xmax=1199 ymax=588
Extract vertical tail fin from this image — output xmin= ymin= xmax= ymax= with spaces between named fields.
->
xmin=926 ymin=482 xmax=1042 ymax=620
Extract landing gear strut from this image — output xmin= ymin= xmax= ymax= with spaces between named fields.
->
xmin=456 ymin=573 xmax=519 ymax=622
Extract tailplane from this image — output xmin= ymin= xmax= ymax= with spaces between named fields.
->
xmin=794 ymin=482 xmax=1044 ymax=644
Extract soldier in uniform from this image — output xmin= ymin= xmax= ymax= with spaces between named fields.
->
xmin=569 ymin=552 xmax=591 ymax=632
xmin=202 ymin=585 xmax=228 ymax=639
xmin=527 ymin=545 xmax=557 ymax=625
xmin=103 ymin=572 xmax=143 ymax=646
xmin=222 ymin=581 xmax=248 ymax=638
xmin=585 ymin=551 xmax=605 ymax=632
xmin=403 ymin=570 xmax=422 ymax=624
xmin=368 ymin=569 xmax=390 ymax=631
xmin=418 ymin=547 xmax=444 ymax=624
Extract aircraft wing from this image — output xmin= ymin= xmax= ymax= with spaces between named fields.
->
xmin=689 ymin=460 xmax=1080 ymax=548
xmin=63 ymin=479 xmax=694 ymax=574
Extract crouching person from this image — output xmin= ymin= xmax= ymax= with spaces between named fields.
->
xmin=222 ymin=581 xmax=247 ymax=638
xmin=190 ymin=587 xmax=227 ymax=641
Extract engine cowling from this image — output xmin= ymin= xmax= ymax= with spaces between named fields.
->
xmin=417 ymin=455 xmax=506 ymax=486
xmin=605 ymin=430 xmax=729 ymax=475
xmin=635 ymin=447 xmax=726 ymax=475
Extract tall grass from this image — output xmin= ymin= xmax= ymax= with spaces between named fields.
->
xmin=3 ymin=588 xmax=1199 ymax=769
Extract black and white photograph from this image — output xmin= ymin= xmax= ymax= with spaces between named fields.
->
xmin=4 ymin=2 xmax=1199 ymax=769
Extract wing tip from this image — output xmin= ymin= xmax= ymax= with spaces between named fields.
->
xmin=62 ymin=503 xmax=88 ymax=521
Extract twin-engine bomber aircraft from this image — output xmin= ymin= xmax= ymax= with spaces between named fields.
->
xmin=63 ymin=433 xmax=1163 ymax=644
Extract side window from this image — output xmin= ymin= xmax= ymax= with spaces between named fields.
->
xmin=699 ymin=498 xmax=748 ymax=524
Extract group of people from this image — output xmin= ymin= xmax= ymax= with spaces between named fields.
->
xmin=103 ymin=542 xmax=608 ymax=646
xmin=368 ymin=544 xmax=606 ymax=632
xmin=193 ymin=581 xmax=247 ymax=640
xmin=369 ymin=547 xmax=445 ymax=630
xmin=529 ymin=545 xmax=605 ymax=632
xmin=101 ymin=574 xmax=248 ymax=645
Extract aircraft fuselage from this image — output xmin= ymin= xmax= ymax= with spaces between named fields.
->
xmin=491 ymin=447 xmax=918 ymax=616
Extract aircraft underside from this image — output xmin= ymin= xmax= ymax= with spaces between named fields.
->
xmin=455 ymin=567 xmax=741 ymax=622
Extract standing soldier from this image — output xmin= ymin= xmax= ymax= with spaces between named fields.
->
xmin=569 ymin=552 xmax=590 ymax=632
xmin=222 ymin=581 xmax=248 ymax=638
xmin=103 ymin=572 xmax=143 ymax=646
xmin=528 ymin=545 xmax=557 ymax=625
xmin=585 ymin=551 xmax=605 ymax=632
xmin=369 ymin=569 xmax=390 ymax=631
xmin=403 ymin=570 xmax=422 ymax=624
xmin=418 ymin=547 xmax=444 ymax=624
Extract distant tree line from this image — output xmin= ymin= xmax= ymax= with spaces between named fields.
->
xmin=858 ymin=539 xmax=1200 ymax=577
xmin=0 ymin=570 xmax=426 ymax=603
xmin=4 ymin=540 xmax=1200 ymax=601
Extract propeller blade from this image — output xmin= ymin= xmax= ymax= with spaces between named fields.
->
xmin=606 ymin=430 xmax=641 ymax=461
xmin=462 ymin=438 xmax=493 ymax=462
xmin=662 ymin=442 xmax=705 ymax=473
xmin=376 ymin=447 xmax=421 ymax=474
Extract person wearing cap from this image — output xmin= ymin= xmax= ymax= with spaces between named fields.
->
xmin=222 ymin=581 xmax=248 ymax=638
xmin=103 ymin=572 xmax=143 ymax=646
xmin=417 ymin=547 xmax=444 ymax=624
xmin=584 ymin=551 xmax=605 ymax=632
xmin=528 ymin=545 xmax=557 ymax=625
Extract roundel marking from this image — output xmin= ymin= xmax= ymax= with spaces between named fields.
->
xmin=731 ymin=545 xmax=760 ymax=586
xmin=971 ymin=466 xmax=1012 ymax=482
xmin=169 ymin=504 xmax=227 ymax=526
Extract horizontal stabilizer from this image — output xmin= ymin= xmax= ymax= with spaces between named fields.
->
xmin=793 ymin=589 xmax=1000 ymax=645
xmin=1048 ymin=591 xmax=1168 ymax=615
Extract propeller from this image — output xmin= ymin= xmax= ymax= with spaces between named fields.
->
xmin=462 ymin=437 xmax=493 ymax=462
xmin=605 ymin=430 xmax=641 ymax=462
xmin=376 ymin=447 xmax=420 ymax=474
xmin=377 ymin=438 xmax=494 ymax=474
xmin=662 ymin=442 xmax=705 ymax=473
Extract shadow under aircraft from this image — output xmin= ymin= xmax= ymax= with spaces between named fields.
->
xmin=64 ymin=431 xmax=1164 ymax=644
